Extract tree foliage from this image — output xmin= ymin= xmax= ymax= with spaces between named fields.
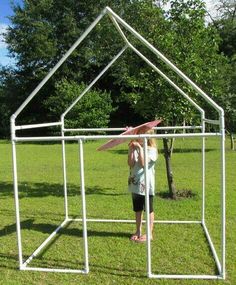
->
xmin=44 ymin=79 xmax=114 ymax=130
xmin=207 ymin=0 xmax=236 ymax=144
xmin=0 ymin=0 xmax=233 ymax=138
xmin=0 ymin=0 xmax=233 ymax=197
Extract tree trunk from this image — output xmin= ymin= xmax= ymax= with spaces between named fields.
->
xmin=163 ymin=138 xmax=177 ymax=199
xmin=170 ymin=137 xmax=175 ymax=156
xmin=230 ymin=132 xmax=235 ymax=151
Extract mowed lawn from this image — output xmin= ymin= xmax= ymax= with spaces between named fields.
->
xmin=0 ymin=137 xmax=235 ymax=285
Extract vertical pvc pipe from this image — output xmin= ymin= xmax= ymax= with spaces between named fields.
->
xmin=79 ymin=139 xmax=89 ymax=273
xmin=12 ymin=140 xmax=23 ymax=268
xmin=220 ymin=114 xmax=226 ymax=279
xmin=144 ymin=138 xmax=151 ymax=277
xmin=201 ymin=114 xmax=206 ymax=224
xmin=61 ymin=120 xmax=68 ymax=219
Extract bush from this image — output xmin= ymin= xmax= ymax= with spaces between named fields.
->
xmin=45 ymin=79 xmax=115 ymax=130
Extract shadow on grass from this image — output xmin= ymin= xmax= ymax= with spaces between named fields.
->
xmin=0 ymin=219 xmax=130 ymax=239
xmin=0 ymin=182 xmax=125 ymax=198
xmin=157 ymin=189 xmax=198 ymax=200
xmin=0 ymin=218 xmax=131 ymax=271
xmin=0 ymin=253 xmax=19 ymax=270
xmin=89 ymin=263 xmax=146 ymax=278
xmin=0 ymin=219 xmax=34 ymax=237
xmin=156 ymin=189 xmax=199 ymax=202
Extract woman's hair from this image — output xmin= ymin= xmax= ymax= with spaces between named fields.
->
xmin=136 ymin=129 xmax=156 ymax=148
xmin=146 ymin=129 xmax=156 ymax=148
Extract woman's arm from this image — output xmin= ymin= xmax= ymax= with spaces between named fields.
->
xmin=128 ymin=142 xmax=135 ymax=167
xmin=130 ymin=141 xmax=144 ymax=167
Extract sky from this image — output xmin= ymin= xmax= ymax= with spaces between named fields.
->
xmin=0 ymin=0 xmax=220 ymax=68
xmin=0 ymin=0 xmax=19 ymax=66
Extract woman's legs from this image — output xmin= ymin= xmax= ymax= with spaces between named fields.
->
xmin=135 ymin=211 xmax=143 ymax=237
xmin=131 ymin=211 xmax=154 ymax=242
xmin=130 ymin=211 xmax=142 ymax=240
xmin=150 ymin=211 xmax=154 ymax=239
xmin=136 ymin=212 xmax=154 ymax=242
xmin=130 ymin=194 xmax=154 ymax=242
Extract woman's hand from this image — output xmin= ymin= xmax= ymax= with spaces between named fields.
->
xmin=129 ymin=141 xmax=142 ymax=149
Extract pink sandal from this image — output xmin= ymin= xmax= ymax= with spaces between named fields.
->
xmin=130 ymin=234 xmax=139 ymax=241
xmin=135 ymin=235 xmax=153 ymax=243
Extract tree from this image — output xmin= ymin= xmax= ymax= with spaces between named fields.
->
xmin=1 ymin=0 xmax=135 ymax=136
xmin=2 ymin=0 xmax=159 ymax=136
xmin=114 ymin=0 xmax=228 ymax=198
xmin=1 ymin=0 xmax=230 ymax=198
xmin=207 ymin=0 xmax=236 ymax=149
xmin=44 ymin=79 xmax=114 ymax=130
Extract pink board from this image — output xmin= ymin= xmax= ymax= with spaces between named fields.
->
xmin=97 ymin=119 xmax=162 ymax=151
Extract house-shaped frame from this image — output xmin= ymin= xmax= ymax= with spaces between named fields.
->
xmin=11 ymin=6 xmax=226 ymax=280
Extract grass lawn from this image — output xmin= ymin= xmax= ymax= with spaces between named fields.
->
xmin=0 ymin=137 xmax=235 ymax=285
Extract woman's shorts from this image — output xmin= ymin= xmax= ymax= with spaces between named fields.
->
xmin=132 ymin=193 xmax=154 ymax=213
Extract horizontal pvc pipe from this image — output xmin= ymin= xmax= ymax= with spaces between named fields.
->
xmin=156 ymin=220 xmax=201 ymax=224
xmin=22 ymin=220 xmax=68 ymax=267
xmin=203 ymin=119 xmax=220 ymax=125
xmin=63 ymin=127 xmax=126 ymax=132
xmin=155 ymin=126 xmax=202 ymax=130
xmin=63 ymin=126 xmax=202 ymax=133
xmin=150 ymin=274 xmax=222 ymax=280
xmin=21 ymin=266 xmax=88 ymax=274
xmin=202 ymin=222 xmax=222 ymax=274
xmin=14 ymin=132 xmax=221 ymax=142
xmin=68 ymin=218 xmax=201 ymax=224
xmin=70 ymin=218 xmax=136 ymax=223
xmin=15 ymin=122 xmax=62 ymax=130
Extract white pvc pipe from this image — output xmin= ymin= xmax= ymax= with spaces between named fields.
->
xmin=220 ymin=117 xmax=226 ymax=279
xmin=9 ymin=6 xmax=226 ymax=280
xmin=144 ymin=138 xmax=152 ymax=277
xmin=155 ymin=126 xmax=202 ymax=130
xmin=15 ymin=122 xmax=62 ymax=130
xmin=154 ymin=220 xmax=201 ymax=224
xmin=108 ymin=15 xmax=130 ymax=45
xmin=203 ymin=119 xmax=220 ymax=125
xmin=150 ymin=274 xmax=222 ymax=279
xmin=13 ymin=132 xmax=221 ymax=143
xmin=79 ymin=139 xmax=89 ymax=273
xmin=64 ymin=127 xmax=126 ymax=132
xmin=63 ymin=126 xmax=202 ymax=133
xmin=21 ymin=266 xmax=87 ymax=274
xmin=201 ymin=114 xmax=206 ymax=223
xmin=12 ymin=140 xmax=23 ymax=267
xmin=68 ymin=218 xmax=201 ymax=224
xmin=202 ymin=222 xmax=222 ymax=274
xmin=61 ymin=123 xmax=69 ymax=219
xmin=23 ymin=219 xmax=68 ymax=267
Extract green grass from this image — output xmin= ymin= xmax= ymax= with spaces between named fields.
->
xmin=0 ymin=137 xmax=236 ymax=285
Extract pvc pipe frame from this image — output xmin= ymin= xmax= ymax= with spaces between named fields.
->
xmin=10 ymin=6 xmax=225 ymax=280
xmin=11 ymin=135 xmax=225 ymax=279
